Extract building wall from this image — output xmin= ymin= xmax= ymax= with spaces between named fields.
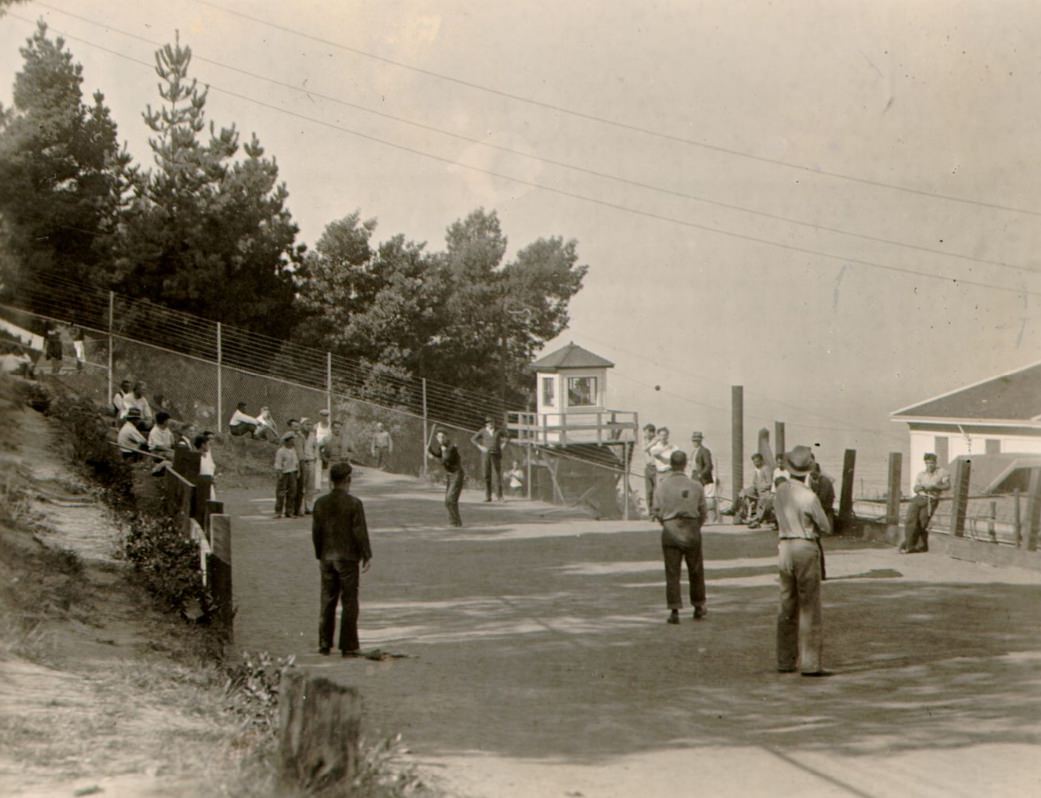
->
xmin=907 ymin=426 xmax=1041 ymax=491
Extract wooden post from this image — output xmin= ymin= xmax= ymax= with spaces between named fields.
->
xmin=1014 ymin=488 xmax=1022 ymax=547
xmin=886 ymin=452 xmax=902 ymax=526
xmin=731 ymin=386 xmax=743 ymax=501
xmin=216 ymin=322 xmax=223 ymax=434
xmin=1025 ymin=468 xmax=1041 ymax=551
xmin=421 ymin=378 xmax=428 ymax=478
xmin=987 ymin=500 xmax=997 ymax=541
xmin=326 ymin=352 xmax=332 ymax=415
xmin=208 ymin=514 xmax=233 ymax=638
xmin=279 ymin=670 xmax=361 ymax=794
xmin=837 ymin=449 xmax=856 ymax=532
xmin=774 ymin=421 xmax=786 ymax=461
xmin=951 ymin=458 xmax=972 ymax=537
xmin=107 ymin=291 xmax=114 ymax=406
xmin=622 ymin=441 xmax=630 ymax=521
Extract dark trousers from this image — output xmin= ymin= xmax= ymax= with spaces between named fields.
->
xmin=275 ymin=471 xmax=297 ymax=515
xmin=374 ymin=446 xmax=389 ymax=469
xmin=445 ymin=469 xmax=464 ymax=526
xmin=229 ymin=422 xmax=256 ymax=437
xmin=661 ymin=518 xmax=706 ymax=610
xmin=482 ymin=452 xmax=503 ymax=500
xmin=319 ymin=559 xmax=360 ymax=652
xmin=903 ymin=495 xmax=936 ymax=551
xmin=645 ymin=464 xmax=657 ymax=514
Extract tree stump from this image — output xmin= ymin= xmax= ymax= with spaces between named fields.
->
xmin=279 ymin=670 xmax=361 ymax=794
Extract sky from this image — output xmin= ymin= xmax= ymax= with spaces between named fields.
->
xmin=2 ymin=0 xmax=1040 ymax=485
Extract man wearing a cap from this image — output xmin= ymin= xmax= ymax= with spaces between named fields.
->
xmin=651 ymin=449 xmax=708 ymax=624
xmin=900 ymin=453 xmax=950 ymax=554
xmin=690 ymin=432 xmax=718 ymax=523
xmin=471 ymin=417 xmax=510 ymax=502
xmin=774 ymin=445 xmax=832 ymax=676
xmin=312 ymin=462 xmax=371 ymax=657
xmin=273 ymin=432 xmax=300 ymax=518
xmin=117 ymin=407 xmax=149 ymax=460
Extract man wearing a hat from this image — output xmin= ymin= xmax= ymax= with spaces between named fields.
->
xmin=273 ymin=431 xmax=300 ymax=518
xmin=652 ymin=449 xmax=708 ymax=623
xmin=900 ymin=453 xmax=950 ymax=554
xmin=690 ymin=432 xmax=718 ymax=523
xmin=774 ymin=445 xmax=832 ymax=676
xmin=117 ymin=407 xmax=149 ymax=461
xmin=471 ymin=416 xmax=510 ymax=502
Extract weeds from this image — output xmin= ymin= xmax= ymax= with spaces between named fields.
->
xmin=121 ymin=511 xmax=210 ymax=617
xmin=223 ymin=650 xmax=296 ymax=732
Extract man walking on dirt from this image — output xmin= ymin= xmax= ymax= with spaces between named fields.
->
xmin=651 ymin=449 xmax=708 ymax=624
xmin=312 ymin=462 xmax=372 ymax=657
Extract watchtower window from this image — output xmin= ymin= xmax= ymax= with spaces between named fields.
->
xmin=567 ymin=376 xmax=597 ymax=407
xmin=542 ymin=376 xmax=555 ymax=406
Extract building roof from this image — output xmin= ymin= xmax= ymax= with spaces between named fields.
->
xmin=891 ymin=359 xmax=1041 ymax=422
xmin=531 ymin=342 xmax=614 ymax=371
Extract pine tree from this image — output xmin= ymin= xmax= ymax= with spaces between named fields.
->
xmin=115 ymin=34 xmax=302 ymax=337
xmin=0 ymin=22 xmax=132 ymax=310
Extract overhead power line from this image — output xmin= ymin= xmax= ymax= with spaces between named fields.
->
xmin=33 ymin=1 xmax=1041 ymax=281
xmin=8 ymin=13 xmax=1041 ymax=301
xmin=185 ymin=0 xmax=1041 ymax=219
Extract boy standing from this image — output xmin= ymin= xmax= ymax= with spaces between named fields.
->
xmin=274 ymin=432 xmax=300 ymax=518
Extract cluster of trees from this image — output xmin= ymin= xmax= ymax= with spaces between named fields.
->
xmin=0 ymin=23 xmax=587 ymax=404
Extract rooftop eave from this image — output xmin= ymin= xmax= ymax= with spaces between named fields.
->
xmin=890 ymin=414 xmax=1041 ymax=429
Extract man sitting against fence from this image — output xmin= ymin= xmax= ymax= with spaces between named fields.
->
xmin=900 ymin=453 xmax=951 ymax=554
xmin=255 ymin=406 xmax=279 ymax=441
xmin=229 ymin=402 xmax=261 ymax=438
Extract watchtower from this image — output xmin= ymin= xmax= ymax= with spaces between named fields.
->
xmin=508 ymin=342 xmax=638 ymax=518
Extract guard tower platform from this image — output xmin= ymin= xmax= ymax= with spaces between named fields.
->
xmin=506 ymin=343 xmax=638 ymax=518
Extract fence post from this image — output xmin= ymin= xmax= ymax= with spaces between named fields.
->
xmin=774 ymin=421 xmax=785 ymax=461
xmin=886 ymin=452 xmax=902 ymax=526
xmin=107 ymin=291 xmax=114 ymax=405
xmin=1014 ymin=488 xmax=1022 ymax=547
xmin=951 ymin=458 xmax=972 ymax=537
xmin=421 ymin=378 xmax=428 ymax=478
xmin=731 ymin=386 xmax=744 ymax=502
xmin=326 ymin=352 xmax=332 ymax=415
xmin=208 ymin=513 xmax=233 ymax=638
xmin=838 ymin=448 xmax=856 ymax=532
xmin=987 ymin=500 xmax=997 ymax=541
xmin=216 ymin=322 xmax=223 ymax=434
xmin=1026 ymin=468 xmax=1041 ymax=551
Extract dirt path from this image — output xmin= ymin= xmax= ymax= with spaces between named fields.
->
xmin=226 ymin=468 xmax=1041 ymax=797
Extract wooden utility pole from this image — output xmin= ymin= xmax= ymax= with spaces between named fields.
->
xmin=837 ymin=449 xmax=857 ymax=532
xmin=885 ymin=452 xmax=903 ymax=527
xmin=731 ymin=386 xmax=744 ymax=501
xmin=774 ymin=421 xmax=786 ymax=461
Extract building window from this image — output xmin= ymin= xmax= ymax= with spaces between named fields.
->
xmin=567 ymin=376 xmax=597 ymax=407
xmin=542 ymin=376 xmax=555 ymax=406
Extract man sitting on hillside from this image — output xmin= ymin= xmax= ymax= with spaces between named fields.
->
xmin=147 ymin=411 xmax=176 ymax=460
xmin=112 ymin=379 xmax=132 ymax=418
xmin=117 ymin=408 xmax=149 ymax=461
xmin=229 ymin=402 xmax=261 ymax=437
xmin=123 ymin=382 xmax=154 ymax=431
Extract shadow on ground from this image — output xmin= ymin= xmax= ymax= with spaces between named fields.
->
xmin=226 ymin=467 xmax=1041 ymax=766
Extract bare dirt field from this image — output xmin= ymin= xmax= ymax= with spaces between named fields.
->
xmin=227 ymin=467 xmax=1041 ymax=797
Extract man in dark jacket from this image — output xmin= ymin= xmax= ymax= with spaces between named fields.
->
xmin=651 ymin=449 xmax=708 ymax=624
xmin=428 ymin=428 xmax=464 ymax=527
xmin=312 ymin=462 xmax=372 ymax=657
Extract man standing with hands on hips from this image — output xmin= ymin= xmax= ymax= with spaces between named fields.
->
xmin=471 ymin=416 xmax=509 ymax=502
xmin=312 ymin=462 xmax=372 ymax=657
xmin=774 ymin=445 xmax=832 ymax=677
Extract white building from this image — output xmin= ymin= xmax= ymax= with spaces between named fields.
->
xmin=891 ymin=359 xmax=1041 ymax=489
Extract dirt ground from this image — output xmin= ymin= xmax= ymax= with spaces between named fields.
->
xmin=226 ymin=467 xmax=1041 ymax=797
xmin=0 ymin=386 xmax=277 ymax=798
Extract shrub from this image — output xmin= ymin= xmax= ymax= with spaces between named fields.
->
xmin=123 ymin=512 xmax=210 ymax=616
xmin=223 ymin=650 xmax=296 ymax=732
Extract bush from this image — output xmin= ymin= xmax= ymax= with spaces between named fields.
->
xmin=122 ymin=512 xmax=210 ymax=616
xmin=223 ymin=650 xmax=296 ymax=732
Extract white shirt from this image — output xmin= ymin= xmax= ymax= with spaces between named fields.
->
xmin=315 ymin=420 xmax=333 ymax=446
xmin=148 ymin=425 xmax=174 ymax=452
xmin=649 ymin=441 xmax=678 ymax=473
xmin=199 ymin=450 xmax=215 ymax=477
xmin=772 ymin=467 xmax=790 ymax=493
xmin=230 ymin=409 xmax=259 ymax=426
xmin=117 ymin=421 xmax=147 ymax=451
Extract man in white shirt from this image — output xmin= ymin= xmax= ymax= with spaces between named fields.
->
xmin=648 ymin=427 xmax=678 ymax=485
xmin=147 ymin=411 xmax=175 ymax=459
xmin=900 ymin=453 xmax=951 ymax=554
xmin=112 ymin=380 xmax=132 ymax=418
xmin=117 ymin=408 xmax=149 ymax=461
xmin=229 ymin=402 xmax=261 ymax=437
xmin=123 ymin=382 xmax=154 ymax=430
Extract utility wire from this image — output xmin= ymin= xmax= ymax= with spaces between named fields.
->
xmin=9 ymin=13 xmax=1041 ymax=302
xmin=31 ymin=1 xmax=1041 ymax=281
xmin=184 ymin=0 xmax=1041 ymax=219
